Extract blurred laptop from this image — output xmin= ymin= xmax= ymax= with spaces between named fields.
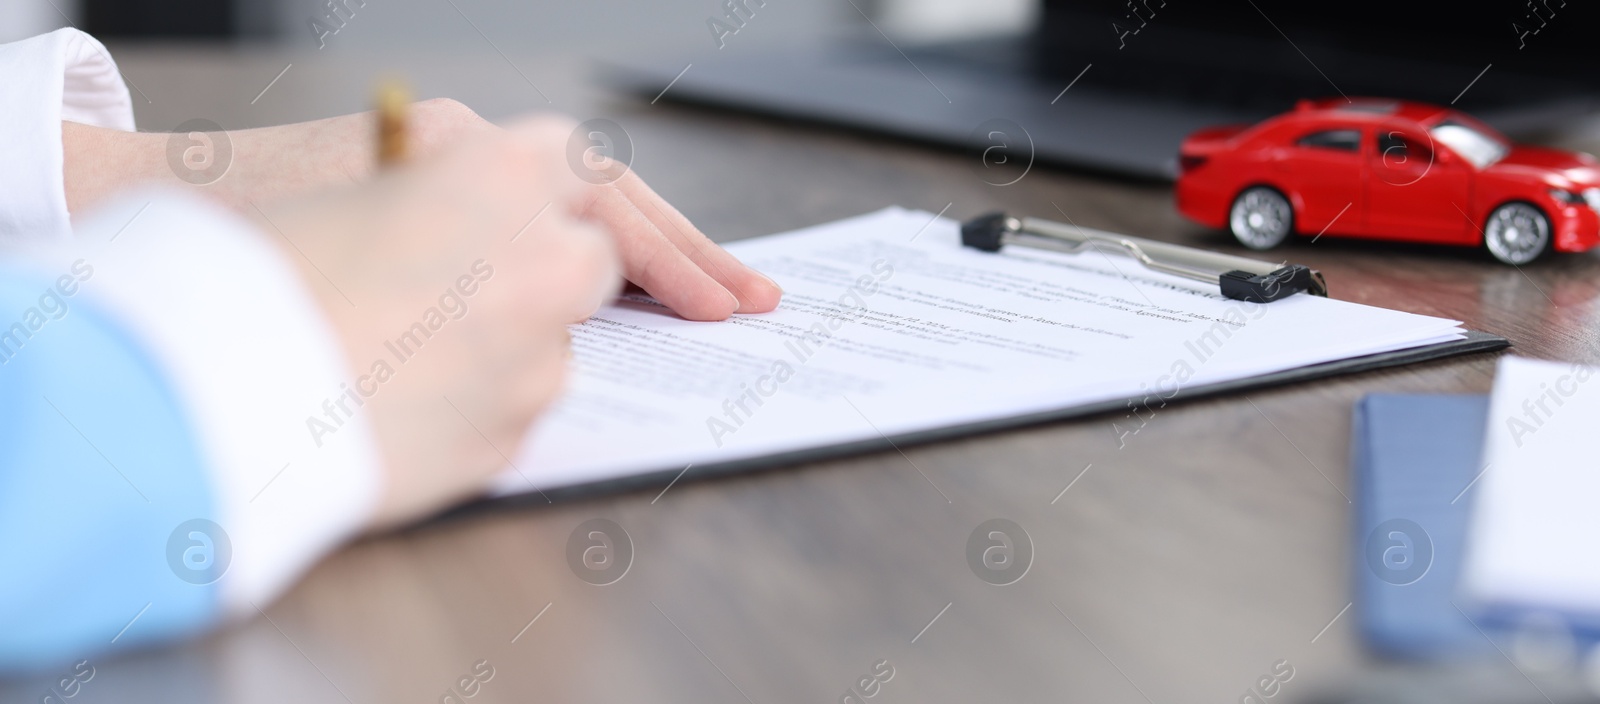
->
xmin=611 ymin=0 xmax=1600 ymax=180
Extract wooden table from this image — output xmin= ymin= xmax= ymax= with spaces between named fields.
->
xmin=16 ymin=44 xmax=1600 ymax=703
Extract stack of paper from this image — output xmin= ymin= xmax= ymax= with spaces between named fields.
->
xmin=1463 ymin=356 xmax=1600 ymax=626
xmin=496 ymin=207 xmax=1467 ymax=496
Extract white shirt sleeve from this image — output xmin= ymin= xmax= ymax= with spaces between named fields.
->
xmin=0 ymin=28 xmax=135 ymax=245
xmin=31 ymin=189 xmax=386 ymax=617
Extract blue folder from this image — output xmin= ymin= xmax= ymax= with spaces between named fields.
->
xmin=1351 ymin=393 xmax=1500 ymax=659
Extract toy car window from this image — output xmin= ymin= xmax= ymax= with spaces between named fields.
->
xmin=1296 ymin=129 xmax=1361 ymax=152
xmin=1429 ymin=119 xmax=1508 ymax=169
xmin=1375 ymin=131 xmax=1425 ymax=162
xmin=1377 ymin=131 xmax=1406 ymax=157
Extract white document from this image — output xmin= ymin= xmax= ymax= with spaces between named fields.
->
xmin=1462 ymin=356 xmax=1600 ymax=619
xmin=496 ymin=207 xmax=1464 ymax=496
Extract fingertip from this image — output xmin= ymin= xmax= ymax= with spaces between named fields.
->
xmin=734 ymin=272 xmax=784 ymax=313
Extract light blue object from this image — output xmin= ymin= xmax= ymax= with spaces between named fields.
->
xmin=0 ymin=270 xmax=222 ymax=673
xmin=1351 ymin=393 xmax=1493 ymax=659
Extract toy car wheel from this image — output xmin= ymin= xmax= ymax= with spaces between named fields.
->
xmin=1483 ymin=202 xmax=1550 ymax=266
xmin=1228 ymin=187 xmax=1293 ymax=250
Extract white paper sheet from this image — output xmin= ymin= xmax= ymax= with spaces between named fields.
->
xmin=1462 ymin=356 xmax=1600 ymax=618
xmin=496 ymin=207 xmax=1465 ymax=495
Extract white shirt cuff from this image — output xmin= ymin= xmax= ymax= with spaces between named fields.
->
xmin=62 ymin=190 xmax=384 ymax=616
xmin=0 ymin=28 xmax=135 ymax=245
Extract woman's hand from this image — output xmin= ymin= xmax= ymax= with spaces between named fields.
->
xmin=62 ymin=99 xmax=780 ymax=321
xmin=254 ymin=116 xmax=623 ymax=528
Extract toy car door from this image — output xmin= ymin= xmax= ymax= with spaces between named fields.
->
xmin=1364 ymin=124 xmax=1471 ymax=243
xmin=1284 ymin=127 xmax=1364 ymax=237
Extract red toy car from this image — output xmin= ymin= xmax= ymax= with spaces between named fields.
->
xmin=1175 ymin=98 xmax=1600 ymax=265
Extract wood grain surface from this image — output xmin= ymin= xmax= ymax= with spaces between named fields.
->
xmin=9 ymin=45 xmax=1599 ymax=704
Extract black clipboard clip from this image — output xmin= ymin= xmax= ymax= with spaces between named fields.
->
xmin=960 ymin=212 xmax=1327 ymax=303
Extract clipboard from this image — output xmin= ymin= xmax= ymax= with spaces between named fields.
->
xmin=431 ymin=207 xmax=1513 ymax=518
xmin=446 ymin=331 xmax=1509 ymax=517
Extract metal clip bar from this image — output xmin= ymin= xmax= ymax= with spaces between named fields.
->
xmin=960 ymin=212 xmax=1327 ymax=302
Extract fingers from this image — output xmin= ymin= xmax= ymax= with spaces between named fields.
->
xmin=608 ymin=170 xmax=783 ymax=315
xmin=578 ymin=183 xmax=741 ymax=321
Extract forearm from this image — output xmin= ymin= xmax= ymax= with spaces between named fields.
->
xmin=62 ymin=113 xmax=396 ymax=219
xmin=61 ymin=121 xmax=166 ymax=215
